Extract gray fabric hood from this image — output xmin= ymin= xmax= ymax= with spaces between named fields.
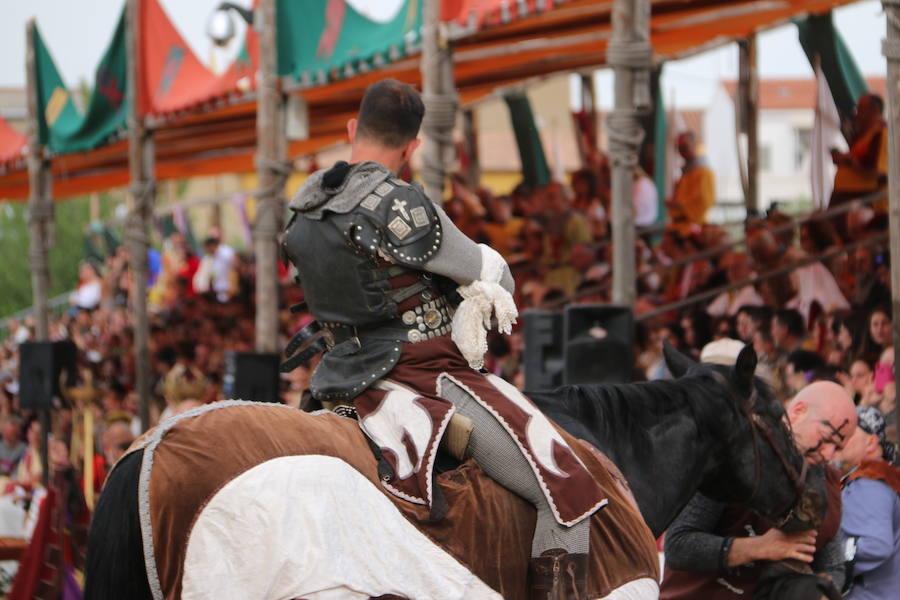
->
xmin=288 ymin=161 xmax=392 ymax=220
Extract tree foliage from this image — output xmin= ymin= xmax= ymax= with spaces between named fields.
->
xmin=0 ymin=194 xmax=118 ymax=318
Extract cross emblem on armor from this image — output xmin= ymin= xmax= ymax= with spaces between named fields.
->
xmin=392 ymin=198 xmax=410 ymax=220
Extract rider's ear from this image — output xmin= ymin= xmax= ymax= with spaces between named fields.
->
xmin=734 ymin=344 xmax=757 ymax=390
xmin=663 ymin=340 xmax=694 ymax=379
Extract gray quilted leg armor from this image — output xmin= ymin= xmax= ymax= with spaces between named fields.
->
xmin=440 ymin=379 xmax=590 ymax=557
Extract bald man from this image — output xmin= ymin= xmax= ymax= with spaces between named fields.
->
xmin=661 ymin=380 xmax=856 ymax=599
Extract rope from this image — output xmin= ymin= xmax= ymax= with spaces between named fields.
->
xmin=606 ymin=108 xmax=645 ymax=168
xmin=422 ymin=92 xmax=458 ymax=145
xmin=606 ymin=40 xmax=653 ymax=70
xmin=253 ymin=155 xmax=294 ymax=204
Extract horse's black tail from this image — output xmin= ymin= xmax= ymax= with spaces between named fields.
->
xmin=84 ymin=449 xmax=153 ymax=600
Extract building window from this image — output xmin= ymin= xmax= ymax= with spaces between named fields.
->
xmin=794 ymin=128 xmax=811 ymax=168
xmin=760 ymin=145 xmax=772 ymax=172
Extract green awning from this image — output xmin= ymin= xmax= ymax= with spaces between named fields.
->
xmin=277 ymin=0 xmax=423 ymax=86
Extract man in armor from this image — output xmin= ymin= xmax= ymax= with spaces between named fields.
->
xmin=282 ymin=79 xmax=606 ymax=598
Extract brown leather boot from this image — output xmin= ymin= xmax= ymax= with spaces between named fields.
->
xmin=528 ymin=548 xmax=589 ymax=600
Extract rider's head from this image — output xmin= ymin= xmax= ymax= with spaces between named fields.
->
xmin=786 ymin=381 xmax=857 ymax=465
xmin=348 ymin=79 xmax=424 ymax=174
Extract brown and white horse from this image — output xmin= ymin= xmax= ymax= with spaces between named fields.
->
xmin=85 ymin=344 xmax=823 ymax=600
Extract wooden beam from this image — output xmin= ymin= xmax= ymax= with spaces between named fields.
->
xmin=739 ymin=35 xmax=760 ymax=214
xmin=882 ymin=0 xmax=900 ymax=449
xmin=253 ymin=0 xmax=284 ymax=354
xmin=420 ymin=0 xmax=457 ymax=204
xmin=608 ymin=0 xmax=652 ymax=307
xmin=25 ymin=20 xmax=52 ymax=341
xmin=125 ymin=0 xmax=153 ymax=432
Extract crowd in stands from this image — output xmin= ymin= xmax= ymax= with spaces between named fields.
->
xmin=0 ymin=92 xmax=895 ymax=596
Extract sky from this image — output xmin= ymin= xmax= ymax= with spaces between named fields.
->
xmin=0 ymin=0 xmax=888 ymax=109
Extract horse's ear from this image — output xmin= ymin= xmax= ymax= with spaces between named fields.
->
xmin=734 ymin=343 xmax=757 ymax=389
xmin=663 ymin=340 xmax=695 ymax=379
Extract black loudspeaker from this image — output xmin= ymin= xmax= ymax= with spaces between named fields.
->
xmin=224 ymin=352 xmax=281 ymax=403
xmin=523 ymin=310 xmax=564 ymax=392
xmin=18 ymin=340 xmax=78 ymax=409
xmin=563 ymin=305 xmax=634 ymax=385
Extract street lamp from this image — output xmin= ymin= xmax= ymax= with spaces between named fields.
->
xmin=206 ymin=2 xmax=254 ymax=47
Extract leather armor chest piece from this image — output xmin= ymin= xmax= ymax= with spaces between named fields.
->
xmin=284 ymin=212 xmax=399 ymax=327
xmin=282 ymin=167 xmax=444 ymax=401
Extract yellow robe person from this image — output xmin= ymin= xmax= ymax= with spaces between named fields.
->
xmin=670 ymin=159 xmax=715 ymax=230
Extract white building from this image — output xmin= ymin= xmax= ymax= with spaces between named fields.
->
xmin=703 ymin=77 xmax=885 ymax=217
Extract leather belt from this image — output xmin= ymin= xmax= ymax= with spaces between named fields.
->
xmin=320 ymin=295 xmax=454 ymax=349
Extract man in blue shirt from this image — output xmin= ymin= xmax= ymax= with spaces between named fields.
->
xmin=833 ymin=406 xmax=899 ymax=599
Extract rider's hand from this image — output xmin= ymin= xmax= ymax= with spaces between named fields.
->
xmin=728 ymin=528 xmax=817 ymax=567
xmin=756 ymin=528 xmax=817 ymax=563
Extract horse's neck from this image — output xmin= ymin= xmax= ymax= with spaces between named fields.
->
xmin=580 ymin=378 xmax=730 ymax=536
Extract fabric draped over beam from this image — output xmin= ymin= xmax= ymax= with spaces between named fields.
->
xmin=1 ymin=0 xmax=864 ymax=202
xmin=796 ymin=12 xmax=869 ymax=135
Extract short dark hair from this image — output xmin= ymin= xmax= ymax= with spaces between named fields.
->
xmin=357 ymin=79 xmax=424 ymax=148
xmin=866 ymin=93 xmax=885 ymax=114
xmin=775 ymin=309 xmax=805 ymax=338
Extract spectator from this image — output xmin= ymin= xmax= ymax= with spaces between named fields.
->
xmin=830 ymin=94 xmax=888 ymax=238
xmin=858 ymin=305 xmax=892 ymax=365
xmin=707 ymin=252 xmax=764 ymax=317
xmin=193 ymin=236 xmax=237 ymax=303
xmin=69 ymin=261 xmax=103 ymax=311
xmin=735 ymin=305 xmax=771 ymax=344
xmin=0 ymin=415 xmax=25 ymax=480
xmin=839 ymin=359 xmax=875 ymax=406
xmin=833 ymin=406 xmax=899 ymax=600
xmin=632 ymin=166 xmax=658 ymax=227
xmin=771 ymin=309 xmax=806 ymax=356
xmin=666 ymin=131 xmax=715 ymax=232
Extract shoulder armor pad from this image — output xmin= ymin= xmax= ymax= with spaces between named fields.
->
xmin=352 ymin=179 xmax=442 ymax=266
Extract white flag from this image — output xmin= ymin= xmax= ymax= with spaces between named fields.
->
xmin=811 ymin=60 xmax=843 ymax=210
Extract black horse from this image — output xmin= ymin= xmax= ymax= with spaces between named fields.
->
xmin=534 ymin=342 xmax=824 ymax=538
xmin=84 ymin=343 xmax=824 ymax=599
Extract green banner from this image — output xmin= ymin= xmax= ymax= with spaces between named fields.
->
xmin=796 ymin=13 xmax=868 ymax=129
xmin=503 ymin=91 xmax=551 ymax=190
xmin=638 ymin=66 xmax=667 ymax=223
xmin=33 ymin=13 xmax=128 ymax=155
xmin=277 ymin=0 xmax=423 ymax=85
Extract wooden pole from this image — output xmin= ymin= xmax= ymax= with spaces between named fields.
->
xmin=462 ymin=109 xmax=480 ymax=189
xmin=607 ymin=0 xmax=652 ymax=307
xmin=26 ymin=19 xmax=54 ymax=487
xmin=739 ymin=35 xmax=760 ymax=214
xmin=420 ymin=0 xmax=457 ymax=204
xmin=253 ymin=0 xmax=284 ymax=353
xmin=25 ymin=20 xmax=52 ymax=342
xmin=882 ymin=0 xmax=900 ymax=441
xmin=581 ymin=72 xmax=597 ymax=149
xmin=125 ymin=0 xmax=153 ymax=432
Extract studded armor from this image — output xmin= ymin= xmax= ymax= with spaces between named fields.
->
xmin=283 ymin=161 xmax=452 ymax=401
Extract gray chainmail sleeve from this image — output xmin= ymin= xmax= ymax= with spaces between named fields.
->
xmin=812 ymin=532 xmax=845 ymax=591
xmin=665 ymin=493 xmax=847 ymax=590
xmin=423 ymin=204 xmax=514 ymax=293
xmin=664 ymin=493 xmax=729 ymax=574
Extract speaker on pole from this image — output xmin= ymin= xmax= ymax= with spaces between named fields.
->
xmin=18 ymin=340 xmax=78 ymax=410
xmin=522 ymin=309 xmax=564 ymax=392
xmin=224 ymin=352 xmax=281 ymax=403
xmin=563 ymin=304 xmax=634 ymax=385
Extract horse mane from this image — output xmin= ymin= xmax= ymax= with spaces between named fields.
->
xmin=85 ymin=449 xmax=153 ymax=600
xmin=534 ymin=370 xmax=746 ymax=455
